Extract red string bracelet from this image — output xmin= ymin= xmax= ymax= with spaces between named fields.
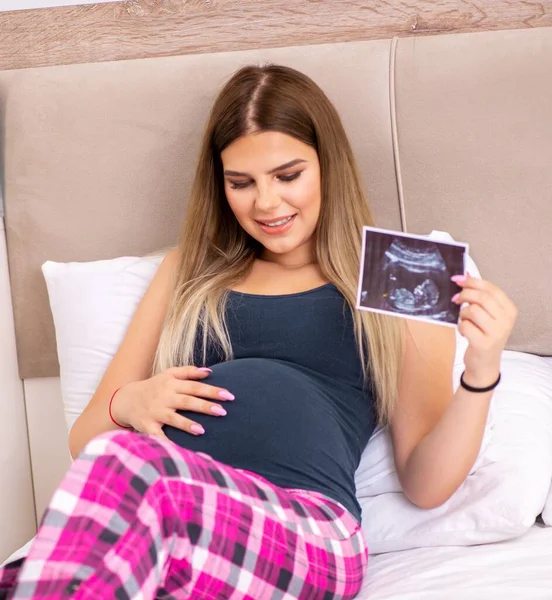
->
xmin=108 ymin=387 xmax=133 ymax=429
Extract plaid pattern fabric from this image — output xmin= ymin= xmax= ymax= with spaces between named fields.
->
xmin=0 ymin=559 xmax=24 ymax=600
xmin=0 ymin=431 xmax=368 ymax=599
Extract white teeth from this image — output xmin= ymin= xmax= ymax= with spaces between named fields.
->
xmin=261 ymin=216 xmax=294 ymax=227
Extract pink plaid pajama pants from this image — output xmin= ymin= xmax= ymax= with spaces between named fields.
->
xmin=0 ymin=431 xmax=368 ymax=599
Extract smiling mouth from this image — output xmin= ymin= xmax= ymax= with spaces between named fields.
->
xmin=256 ymin=215 xmax=296 ymax=228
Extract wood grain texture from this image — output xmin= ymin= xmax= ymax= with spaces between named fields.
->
xmin=0 ymin=0 xmax=551 ymax=70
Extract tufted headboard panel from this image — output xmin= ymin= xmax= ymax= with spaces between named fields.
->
xmin=1 ymin=27 xmax=551 ymax=379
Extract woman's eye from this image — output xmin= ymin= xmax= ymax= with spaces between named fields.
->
xmin=229 ymin=180 xmax=252 ymax=190
xmin=278 ymin=172 xmax=302 ymax=183
xmin=228 ymin=171 xmax=301 ymax=189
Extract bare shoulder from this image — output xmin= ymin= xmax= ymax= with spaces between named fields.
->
xmin=158 ymin=247 xmax=180 ymax=277
xmin=134 ymin=247 xmax=180 ymax=325
xmin=140 ymin=247 xmax=180 ymax=302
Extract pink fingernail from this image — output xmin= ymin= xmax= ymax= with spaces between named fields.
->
xmin=451 ymin=275 xmax=467 ymax=283
xmin=451 ymin=293 xmax=460 ymax=303
xmin=211 ymin=405 xmax=227 ymax=416
xmin=218 ymin=390 xmax=235 ymax=401
xmin=190 ymin=424 xmax=205 ymax=435
xmin=198 ymin=367 xmax=212 ymax=373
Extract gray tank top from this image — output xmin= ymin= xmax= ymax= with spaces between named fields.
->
xmin=163 ymin=283 xmax=377 ymax=522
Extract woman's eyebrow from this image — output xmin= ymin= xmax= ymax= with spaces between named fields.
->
xmin=223 ymin=158 xmax=307 ymax=178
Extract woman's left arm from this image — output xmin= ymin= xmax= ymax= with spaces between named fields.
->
xmin=390 ymin=275 xmax=518 ymax=509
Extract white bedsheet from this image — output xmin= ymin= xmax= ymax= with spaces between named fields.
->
xmin=359 ymin=523 xmax=552 ymax=600
xmin=1 ymin=540 xmax=33 ymax=568
xmin=4 ymin=525 xmax=552 ymax=598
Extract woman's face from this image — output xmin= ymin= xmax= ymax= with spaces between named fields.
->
xmin=221 ymin=131 xmax=321 ymax=262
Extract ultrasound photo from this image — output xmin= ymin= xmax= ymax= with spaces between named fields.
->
xmin=356 ymin=227 xmax=468 ymax=326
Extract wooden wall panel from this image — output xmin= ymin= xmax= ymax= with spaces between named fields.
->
xmin=0 ymin=0 xmax=551 ymax=70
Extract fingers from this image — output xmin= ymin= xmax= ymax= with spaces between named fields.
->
xmin=170 ymin=394 xmax=228 ymax=417
xmin=164 ymin=366 xmax=235 ymax=401
xmin=452 ymin=274 xmax=518 ymax=334
xmin=459 ymin=304 xmax=497 ymax=336
xmin=143 ymin=411 xmax=209 ymax=437
xmin=170 ymin=379 xmax=235 ymax=402
xmin=452 ymin=288 xmax=502 ymax=321
xmin=457 ymin=318 xmax=486 ymax=345
xmin=453 ymin=274 xmax=518 ymax=381
xmin=149 ymin=393 xmax=228 ymax=437
xmin=132 ymin=366 xmax=232 ymax=438
xmin=140 ymin=411 xmax=208 ymax=438
xmin=162 ymin=410 xmax=207 ymax=436
xmin=148 ymin=428 xmax=170 ymax=441
xmin=451 ymin=274 xmax=517 ymax=317
xmin=153 ymin=365 xmax=237 ymax=438
xmin=165 ymin=365 xmax=213 ymax=380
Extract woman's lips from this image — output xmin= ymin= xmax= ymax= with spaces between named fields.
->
xmin=256 ymin=214 xmax=297 ymax=235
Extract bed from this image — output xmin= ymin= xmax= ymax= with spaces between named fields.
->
xmin=4 ymin=523 xmax=552 ymax=599
xmin=1 ymin=11 xmax=552 ymax=600
xmin=364 ymin=524 xmax=552 ymax=600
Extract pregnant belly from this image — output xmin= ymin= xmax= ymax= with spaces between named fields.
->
xmin=162 ymin=357 xmax=344 ymax=481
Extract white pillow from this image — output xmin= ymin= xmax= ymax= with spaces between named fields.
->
xmin=42 ymin=255 xmax=163 ymax=430
xmin=359 ymin=351 xmax=552 ymax=553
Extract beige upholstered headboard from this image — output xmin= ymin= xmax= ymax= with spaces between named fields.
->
xmin=1 ymin=26 xmax=551 ymax=381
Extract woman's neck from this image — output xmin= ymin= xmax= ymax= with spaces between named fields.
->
xmin=257 ymin=256 xmax=317 ymax=270
xmin=232 ymin=260 xmax=327 ymax=295
xmin=260 ymin=244 xmax=316 ymax=269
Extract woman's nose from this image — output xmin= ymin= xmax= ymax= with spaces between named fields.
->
xmin=255 ymin=182 xmax=281 ymax=212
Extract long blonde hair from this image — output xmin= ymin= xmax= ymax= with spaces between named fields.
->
xmin=154 ymin=64 xmax=404 ymax=423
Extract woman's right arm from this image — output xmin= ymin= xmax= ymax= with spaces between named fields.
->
xmin=68 ymin=250 xmax=232 ymax=458
xmin=68 ymin=250 xmax=180 ymax=458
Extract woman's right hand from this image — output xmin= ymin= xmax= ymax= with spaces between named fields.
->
xmin=110 ymin=366 xmax=233 ymax=438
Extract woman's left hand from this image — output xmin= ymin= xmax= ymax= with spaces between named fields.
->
xmin=451 ymin=274 xmax=518 ymax=387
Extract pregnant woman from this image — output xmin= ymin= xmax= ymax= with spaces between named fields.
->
xmin=0 ymin=64 xmax=517 ymax=599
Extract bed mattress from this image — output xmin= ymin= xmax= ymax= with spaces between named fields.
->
xmin=359 ymin=523 xmax=552 ymax=599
